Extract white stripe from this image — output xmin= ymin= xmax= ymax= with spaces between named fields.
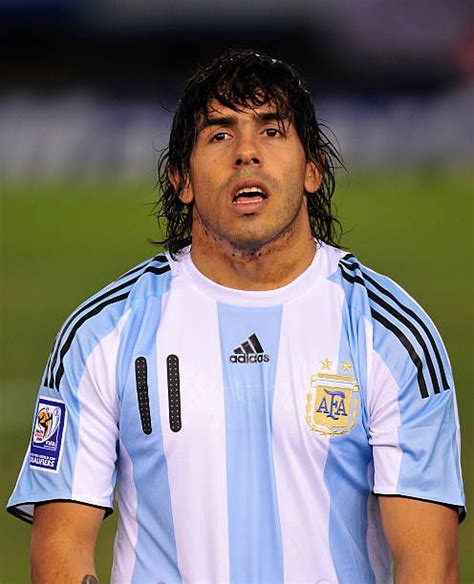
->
xmin=72 ymin=312 xmax=129 ymax=504
xmin=157 ymin=284 xmax=230 ymax=582
xmin=368 ymin=350 xmax=403 ymax=493
xmin=272 ymin=281 xmax=343 ymax=583
xmin=111 ymin=442 xmax=139 ymax=583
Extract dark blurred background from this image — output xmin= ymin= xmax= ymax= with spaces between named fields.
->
xmin=1 ymin=1 xmax=473 ymax=581
xmin=1 ymin=0 xmax=473 ymax=177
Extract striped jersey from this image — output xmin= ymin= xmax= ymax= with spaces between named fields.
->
xmin=8 ymin=243 xmax=465 ymax=583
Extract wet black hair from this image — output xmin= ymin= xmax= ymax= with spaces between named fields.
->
xmin=155 ymin=48 xmax=343 ymax=256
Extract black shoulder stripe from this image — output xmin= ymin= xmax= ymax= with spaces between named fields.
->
xmin=341 ymin=258 xmax=449 ymax=391
xmin=54 ymin=292 xmax=130 ymax=390
xmin=339 ymin=266 xmax=429 ymax=398
xmin=342 ymin=253 xmax=356 ymax=261
xmin=46 ymin=274 xmax=143 ymax=388
xmin=341 ymin=263 xmax=441 ymax=394
xmin=116 ymin=262 xmax=149 ymax=281
xmin=340 ymin=268 xmax=365 ymax=287
xmin=372 ymin=291 xmax=442 ymax=394
xmin=46 ymin=259 xmax=171 ymax=389
xmin=117 ymin=255 xmax=167 ymax=281
xmin=371 ymin=310 xmax=429 ymax=398
xmin=361 ymin=270 xmax=448 ymax=390
xmin=142 ymin=264 xmax=171 ymax=276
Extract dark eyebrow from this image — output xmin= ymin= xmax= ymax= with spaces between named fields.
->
xmin=257 ymin=112 xmax=288 ymax=123
xmin=199 ymin=116 xmax=236 ymax=131
xmin=199 ymin=110 xmax=289 ymax=132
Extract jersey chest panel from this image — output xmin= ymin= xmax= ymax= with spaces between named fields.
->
xmin=119 ymin=281 xmax=371 ymax=492
xmin=116 ymin=280 xmax=374 ymax=581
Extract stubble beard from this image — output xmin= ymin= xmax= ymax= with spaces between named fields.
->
xmin=194 ymin=195 xmax=306 ymax=257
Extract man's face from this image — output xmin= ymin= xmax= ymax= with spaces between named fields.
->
xmin=180 ymin=99 xmax=320 ymax=253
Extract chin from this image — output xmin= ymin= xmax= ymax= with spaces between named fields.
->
xmin=229 ymin=241 xmax=265 ymax=255
xmin=225 ymin=231 xmax=282 ymax=255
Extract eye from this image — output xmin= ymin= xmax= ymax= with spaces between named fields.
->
xmin=210 ymin=131 xmax=231 ymax=142
xmin=263 ymin=127 xmax=284 ymax=138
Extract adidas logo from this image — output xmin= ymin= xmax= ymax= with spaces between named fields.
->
xmin=229 ymin=333 xmax=270 ymax=364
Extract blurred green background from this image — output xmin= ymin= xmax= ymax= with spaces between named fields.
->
xmin=2 ymin=0 xmax=473 ymax=579
xmin=1 ymin=170 xmax=472 ymax=582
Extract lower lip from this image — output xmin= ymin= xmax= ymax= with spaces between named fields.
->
xmin=232 ymin=197 xmax=268 ymax=214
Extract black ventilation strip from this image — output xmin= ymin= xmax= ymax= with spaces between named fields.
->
xmin=135 ymin=357 xmax=152 ymax=435
xmin=167 ymin=354 xmax=182 ymax=432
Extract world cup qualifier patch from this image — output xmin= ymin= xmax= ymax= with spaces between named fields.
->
xmin=30 ymin=397 xmax=67 ymax=472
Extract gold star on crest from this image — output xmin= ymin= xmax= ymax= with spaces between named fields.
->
xmin=321 ymin=357 xmax=332 ymax=370
xmin=342 ymin=361 xmax=353 ymax=372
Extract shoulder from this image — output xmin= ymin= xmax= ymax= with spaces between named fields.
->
xmin=336 ymin=251 xmax=424 ymax=315
xmin=43 ymin=253 xmax=173 ymax=391
xmin=330 ymin=248 xmax=439 ymax=329
xmin=336 ymin=252 xmax=451 ymax=400
xmin=70 ymin=251 xmax=173 ymax=327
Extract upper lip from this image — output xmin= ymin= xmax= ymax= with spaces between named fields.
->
xmin=230 ymin=179 xmax=269 ymax=202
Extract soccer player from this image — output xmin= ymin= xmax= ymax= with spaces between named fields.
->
xmin=8 ymin=49 xmax=465 ymax=583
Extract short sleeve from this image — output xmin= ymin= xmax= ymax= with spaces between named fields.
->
xmin=366 ymin=290 xmax=465 ymax=521
xmin=7 ymin=314 xmax=123 ymax=523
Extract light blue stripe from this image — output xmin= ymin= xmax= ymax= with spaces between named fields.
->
xmin=341 ymin=259 xmax=451 ymax=398
xmin=364 ymin=270 xmax=450 ymax=397
xmin=372 ymin=301 xmax=439 ymax=405
xmin=217 ymin=303 xmax=283 ymax=583
xmin=363 ymin=267 xmax=464 ymax=505
xmin=323 ymin=293 xmax=375 ymax=584
xmin=116 ymin=287 xmax=180 ymax=582
xmin=8 ymin=300 xmax=127 ymax=513
xmin=372 ymin=317 xmax=464 ymax=507
xmin=336 ymin=258 xmax=464 ymax=512
xmin=47 ymin=255 xmax=167 ymax=386
xmin=7 ymin=385 xmax=80 ymax=512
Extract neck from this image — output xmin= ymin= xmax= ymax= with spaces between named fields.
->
xmin=189 ymin=216 xmax=317 ymax=291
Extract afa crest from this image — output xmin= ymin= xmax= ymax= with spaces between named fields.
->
xmin=305 ymin=371 xmax=359 ymax=436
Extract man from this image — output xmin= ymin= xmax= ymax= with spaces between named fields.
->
xmin=8 ymin=49 xmax=465 ymax=583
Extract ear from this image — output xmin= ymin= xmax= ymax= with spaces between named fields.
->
xmin=179 ymin=178 xmax=194 ymax=204
xmin=168 ymin=169 xmax=194 ymax=204
xmin=304 ymin=161 xmax=322 ymax=194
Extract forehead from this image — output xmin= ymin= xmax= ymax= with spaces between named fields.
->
xmin=196 ymin=98 xmax=291 ymax=129
xmin=205 ymin=98 xmax=277 ymax=115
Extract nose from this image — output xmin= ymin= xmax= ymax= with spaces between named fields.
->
xmin=233 ymin=134 xmax=261 ymax=168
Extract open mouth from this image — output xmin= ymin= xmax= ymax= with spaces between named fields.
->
xmin=232 ymin=186 xmax=268 ymax=205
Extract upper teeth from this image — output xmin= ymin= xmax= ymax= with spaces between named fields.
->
xmin=236 ymin=187 xmax=264 ymax=195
